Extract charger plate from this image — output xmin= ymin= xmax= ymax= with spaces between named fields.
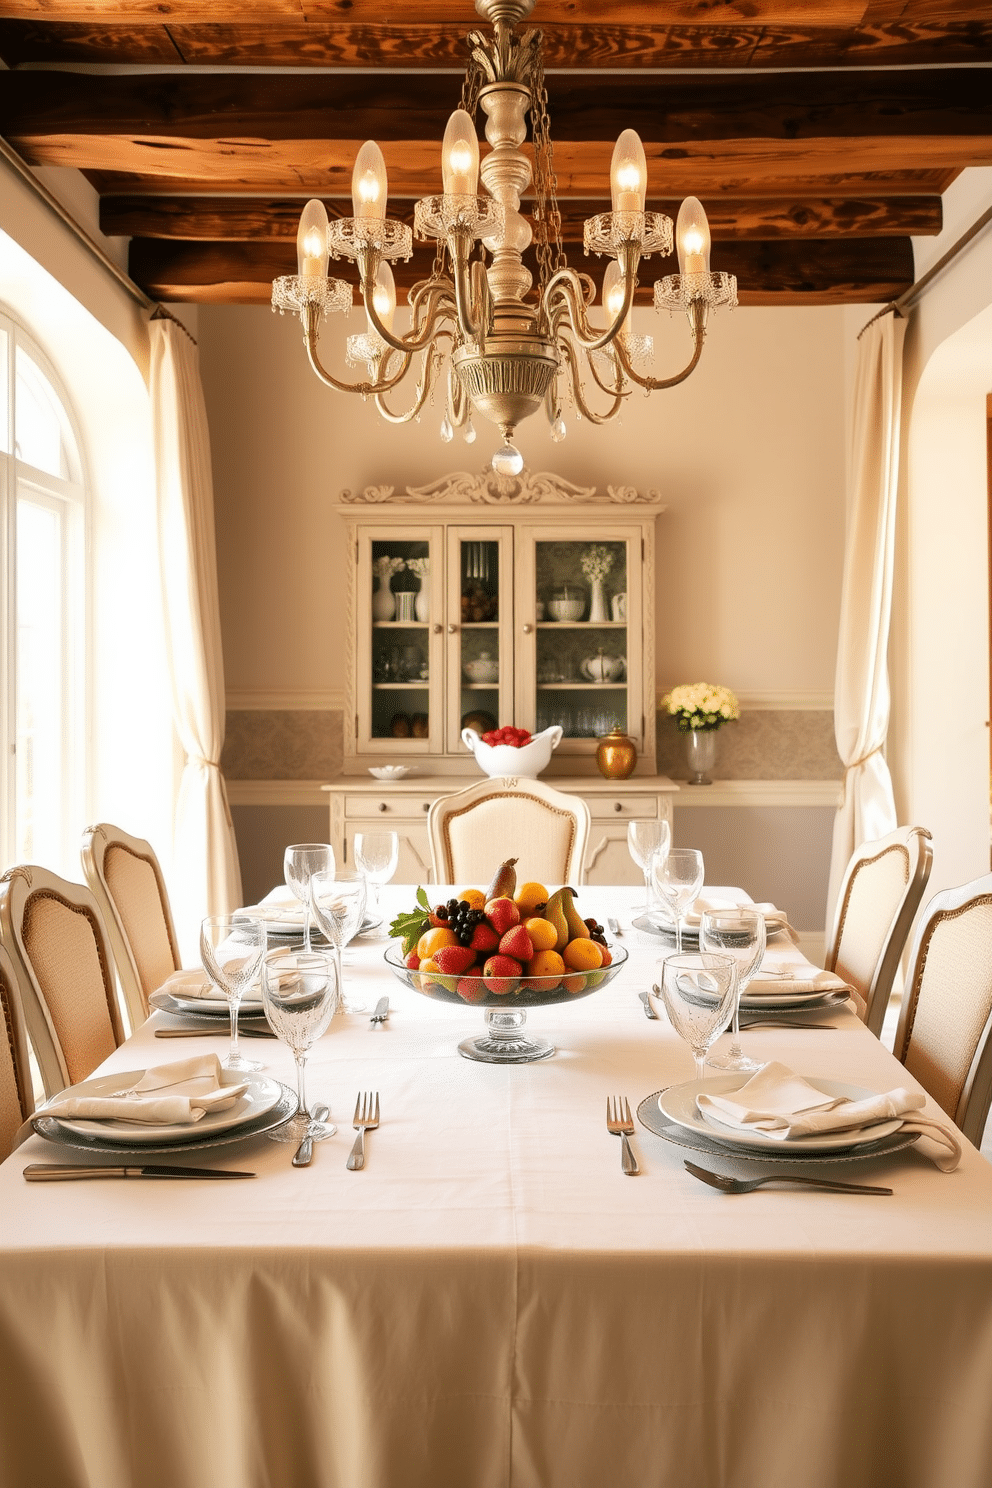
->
xmin=149 ymin=990 xmax=269 ymax=1024
xmin=45 ymin=1069 xmax=283 ymax=1145
xmin=636 ymin=1088 xmax=920 ymax=1166
xmin=29 ymin=1082 xmax=297 ymax=1156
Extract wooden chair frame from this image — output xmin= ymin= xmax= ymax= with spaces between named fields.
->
xmin=0 ymin=942 xmax=34 ymax=1154
xmin=427 ymin=777 xmax=591 ymax=887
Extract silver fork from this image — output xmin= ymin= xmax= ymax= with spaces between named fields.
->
xmin=606 ymin=1096 xmax=639 ymax=1175
xmin=346 ymin=1091 xmax=380 ymax=1171
xmin=683 ymin=1160 xmax=892 ymax=1196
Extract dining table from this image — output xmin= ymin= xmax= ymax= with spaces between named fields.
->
xmin=1 ymin=883 xmax=990 ymax=1488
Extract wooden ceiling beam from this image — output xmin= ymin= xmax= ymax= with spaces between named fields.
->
xmin=2 ymin=19 xmax=992 ymax=69
xmin=0 ymin=4 xmax=881 ymax=25
xmin=129 ymin=234 xmax=914 ymax=307
xmin=100 ymin=192 xmax=942 ymax=241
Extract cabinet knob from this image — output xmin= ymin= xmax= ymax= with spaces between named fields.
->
xmin=422 ymin=802 xmax=430 ymax=813
xmin=448 ymin=623 xmax=458 ymax=635
xmin=522 ymin=623 xmax=533 ymax=634
xmin=614 ymin=801 xmax=623 ymax=812
xmin=378 ymin=802 xmax=388 ymax=813
xmin=432 ymin=624 xmax=442 ymax=635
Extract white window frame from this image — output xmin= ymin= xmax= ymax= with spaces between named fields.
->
xmin=0 ymin=308 xmax=90 ymax=874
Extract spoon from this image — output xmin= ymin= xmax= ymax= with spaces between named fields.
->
xmin=292 ymin=1104 xmax=331 ymax=1168
xmin=638 ymin=990 xmax=659 ymax=1021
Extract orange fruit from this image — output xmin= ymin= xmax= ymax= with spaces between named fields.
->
xmin=526 ymin=948 xmax=564 ymax=991
xmin=562 ymin=937 xmax=603 ymax=971
xmin=417 ymin=926 xmax=459 ymax=960
xmin=515 ymin=881 xmax=550 ymax=916
xmin=459 ymin=888 xmax=486 ymax=910
xmin=523 ymin=916 xmax=558 ymax=952
xmin=562 ymin=972 xmax=586 ymax=994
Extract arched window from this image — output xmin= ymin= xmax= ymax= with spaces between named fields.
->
xmin=0 ymin=310 xmax=88 ymax=874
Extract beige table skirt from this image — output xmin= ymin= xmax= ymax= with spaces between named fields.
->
xmin=1 ymin=887 xmax=990 ymax=1488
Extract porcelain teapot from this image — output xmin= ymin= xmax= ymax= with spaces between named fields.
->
xmin=580 ymin=651 xmax=626 ymax=683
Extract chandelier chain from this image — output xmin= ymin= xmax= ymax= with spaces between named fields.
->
xmin=530 ymin=43 xmax=566 ymax=299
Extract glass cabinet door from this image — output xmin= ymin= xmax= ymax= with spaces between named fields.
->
xmin=445 ymin=526 xmax=514 ymax=754
xmin=515 ymin=526 xmax=643 ymax=758
xmin=356 ymin=524 xmax=444 ymax=754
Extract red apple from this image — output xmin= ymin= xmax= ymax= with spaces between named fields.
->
xmin=457 ymin=971 xmax=488 ymax=1003
xmin=499 ymin=925 xmax=534 ymax=962
xmin=433 ymin=944 xmax=477 ymax=976
xmin=483 ymin=953 xmax=522 ymax=995
xmin=469 ymin=922 xmax=500 ymax=954
xmin=405 ymin=950 xmax=421 ymax=970
xmin=485 ymin=897 xmax=520 ymax=935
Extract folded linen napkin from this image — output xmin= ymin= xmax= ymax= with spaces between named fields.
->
xmin=162 ymin=967 xmax=263 ymax=1004
xmin=697 ymin=1061 xmax=961 ymax=1171
xmin=746 ymin=968 xmax=851 ymax=999
xmin=654 ymin=898 xmax=794 ymax=936
xmin=43 ymin=1055 xmax=249 ymax=1126
xmin=237 ymin=902 xmax=305 ymax=927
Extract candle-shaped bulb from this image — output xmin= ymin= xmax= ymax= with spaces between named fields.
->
xmin=368 ymin=261 xmax=396 ymax=333
xmin=352 ymin=141 xmax=388 ymax=220
xmin=296 ymin=198 xmax=329 ymax=279
xmin=602 ymin=261 xmax=628 ymax=324
xmin=610 ymin=129 xmax=647 ymax=214
xmin=442 ymin=110 xmax=480 ymax=197
xmin=676 ymin=197 xmax=711 ymax=278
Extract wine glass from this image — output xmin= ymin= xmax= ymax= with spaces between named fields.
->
xmin=353 ymin=830 xmax=399 ymax=926
xmin=199 ymin=915 xmax=267 ymax=1073
xmin=656 ymin=952 xmax=738 ymax=1081
xmin=699 ymin=908 xmax=766 ymax=1072
xmin=261 ymin=948 xmax=338 ymax=1144
xmin=309 ymin=870 xmax=368 ymax=1014
xmin=627 ymin=819 xmax=671 ymax=914
xmin=284 ymin=844 xmax=335 ymax=952
xmin=651 ymin=847 xmax=705 ymax=953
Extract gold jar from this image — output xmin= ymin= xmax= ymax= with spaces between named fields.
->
xmin=596 ymin=726 xmax=637 ymax=780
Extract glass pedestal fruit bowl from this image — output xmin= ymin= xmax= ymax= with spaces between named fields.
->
xmin=383 ymin=941 xmax=628 ymax=1064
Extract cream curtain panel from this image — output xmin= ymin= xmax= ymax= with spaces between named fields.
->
xmin=827 ymin=312 xmax=905 ymax=921
xmin=149 ymin=318 xmax=242 ymax=945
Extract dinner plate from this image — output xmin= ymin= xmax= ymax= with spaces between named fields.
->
xmin=636 ymin=1089 xmax=920 ymax=1167
xmin=251 ymin=915 xmax=380 ymax=942
xmin=31 ymin=1080 xmax=296 ymax=1155
xmin=149 ymin=990 xmax=270 ymax=1023
xmin=634 ymin=914 xmax=789 ymax=948
xmin=659 ymin=1075 xmax=902 ymax=1154
xmin=738 ymin=987 xmax=851 ymax=1013
xmin=42 ymin=1069 xmax=284 ymax=1145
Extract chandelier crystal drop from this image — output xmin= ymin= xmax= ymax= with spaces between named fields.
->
xmin=271 ymin=0 xmax=738 ymax=472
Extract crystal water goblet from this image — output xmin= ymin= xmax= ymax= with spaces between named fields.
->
xmin=261 ymin=948 xmax=338 ymax=1144
xmin=284 ymin=843 xmax=335 ymax=952
xmin=354 ymin=830 xmax=399 ymax=927
xmin=199 ymin=915 xmax=267 ymax=1073
xmin=651 ymin=847 xmax=705 ymax=953
xmin=699 ymin=908 xmax=766 ymax=1072
xmin=657 ymin=952 xmax=738 ymax=1081
xmin=309 ymin=870 xmax=368 ymax=1013
xmin=627 ymin=819 xmax=671 ymax=914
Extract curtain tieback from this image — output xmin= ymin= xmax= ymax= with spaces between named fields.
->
xmin=185 ymin=753 xmax=220 ymax=770
xmin=845 ymin=745 xmax=883 ymax=773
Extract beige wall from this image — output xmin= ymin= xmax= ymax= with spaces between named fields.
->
xmin=199 ymin=300 xmax=848 ymax=707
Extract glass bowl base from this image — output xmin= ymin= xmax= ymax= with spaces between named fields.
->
xmin=458 ymin=1033 xmax=555 ymax=1064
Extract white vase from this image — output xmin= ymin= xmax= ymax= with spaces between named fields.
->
xmin=685 ymin=728 xmax=718 ymax=785
xmin=372 ymin=581 xmax=395 ymax=622
xmin=588 ymin=576 xmax=609 ymax=624
xmin=415 ymin=576 xmax=430 ymax=622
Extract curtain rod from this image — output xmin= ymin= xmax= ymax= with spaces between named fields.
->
xmin=0 ymin=134 xmax=196 ymax=345
xmin=858 ymin=199 xmax=992 ymax=339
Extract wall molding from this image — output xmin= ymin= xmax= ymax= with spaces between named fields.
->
xmin=227 ymin=780 xmax=331 ymax=806
xmin=673 ymin=780 xmax=841 ymax=808
xmin=658 ymin=691 xmax=833 ymax=712
xmin=226 ymin=691 xmax=345 ymax=711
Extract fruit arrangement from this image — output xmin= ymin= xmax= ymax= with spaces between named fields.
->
xmin=481 ymin=725 xmax=531 ymax=748
xmin=386 ymin=858 xmax=625 ymax=1007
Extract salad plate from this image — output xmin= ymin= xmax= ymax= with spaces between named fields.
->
xmin=149 ymin=990 xmax=269 ymax=1024
xmin=659 ymin=1075 xmax=902 ymax=1154
xmin=42 ymin=1069 xmax=284 ymax=1145
xmin=30 ymin=1081 xmax=297 ymax=1155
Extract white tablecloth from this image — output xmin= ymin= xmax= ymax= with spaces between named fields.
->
xmin=1 ymin=887 xmax=990 ymax=1488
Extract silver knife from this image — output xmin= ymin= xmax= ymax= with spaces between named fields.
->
xmin=370 ymin=996 xmax=390 ymax=1029
xmin=23 ymin=1163 xmax=255 ymax=1181
xmin=155 ymin=1026 xmax=276 ymax=1039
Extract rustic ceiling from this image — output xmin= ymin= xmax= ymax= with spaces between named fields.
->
xmin=1 ymin=2 xmax=990 ymax=307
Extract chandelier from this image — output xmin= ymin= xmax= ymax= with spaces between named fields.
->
xmin=271 ymin=0 xmax=737 ymax=476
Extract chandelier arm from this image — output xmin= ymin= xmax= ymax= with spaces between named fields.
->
xmin=449 ymin=232 xmax=486 ymax=342
xmin=613 ymin=300 xmax=706 ymax=391
xmin=544 ymin=260 xmax=637 ymax=353
xmin=560 ymin=338 xmax=626 ymax=425
xmin=303 ymin=306 xmax=414 ymax=395
xmin=580 ymin=341 xmax=630 ymax=401
xmin=354 ymin=247 xmax=453 ymax=355
xmin=374 ymin=346 xmax=444 ymax=425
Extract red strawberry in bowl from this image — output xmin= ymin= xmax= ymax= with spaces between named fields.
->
xmin=485 ymin=897 xmax=520 ymax=935
xmin=469 ymin=921 xmax=500 ymax=954
xmin=483 ymin=954 xmax=522 ymax=994
xmin=499 ymin=924 xmax=534 ymax=962
xmin=457 ymin=970 xmax=487 ymax=1003
xmin=433 ymin=944 xmax=477 ymax=976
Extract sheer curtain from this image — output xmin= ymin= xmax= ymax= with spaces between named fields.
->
xmin=826 ymin=311 xmax=905 ymax=921
xmin=149 ymin=317 xmax=242 ymax=950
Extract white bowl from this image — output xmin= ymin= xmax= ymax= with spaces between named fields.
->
xmin=461 ymin=725 xmax=563 ymax=778
xmin=368 ymin=766 xmax=415 ymax=781
xmin=547 ymin=597 xmax=585 ymax=623
xmin=463 ymin=659 xmax=500 ymax=684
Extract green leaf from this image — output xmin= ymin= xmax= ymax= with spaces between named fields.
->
xmin=416 ymin=885 xmax=430 ymax=910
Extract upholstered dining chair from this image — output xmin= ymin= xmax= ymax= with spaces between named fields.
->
xmin=825 ymin=825 xmax=933 ymax=1038
xmin=81 ymin=822 xmax=181 ymax=1030
xmin=0 ymin=864 xmax=125 ymax=1099
xmin=0 ymin=943 xmax=33 ymax=1158
xmin=427 ymin=777 xmax=591 ymax=887
xmin=892 ymin=871 xmax=992 ymax=1147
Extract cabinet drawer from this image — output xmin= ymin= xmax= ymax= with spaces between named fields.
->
xmin=345 ymin=795 xmax=435 ymax=819
xmin=587 ymin=795 xmax=657 ymax=820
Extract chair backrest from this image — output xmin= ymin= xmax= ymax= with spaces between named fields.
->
xmin=0 ymin=943 xmax=33 ymax=1159
xmin=427 ymin=777 xmax=591 ymax=888
xmin=825 ymin=825 xmax=933 ymax=1036
xmin=893 ymin=872 xmax=992 ymax=1147
xmin=81 ymin=822 xmax=181 ymax=1028
xmin=0 ymin=864 xmax=125 ymax=1098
